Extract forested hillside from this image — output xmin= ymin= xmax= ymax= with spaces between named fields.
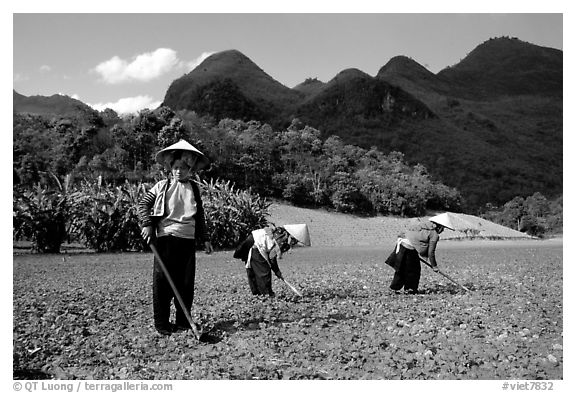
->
xmin=160 ymin=37 xmax=562 ymax=210
xmin=13 ymin=106 xmax=461 ymax=217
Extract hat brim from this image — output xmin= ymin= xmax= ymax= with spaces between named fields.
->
xmin=155 ymin=149 xmax=210 ymax=171
xmin=155 ymin=140 xmax=210 ymax=171
xmin=429 ymin=217 xmax=455 ymax=231
xmin=283 ymin=224 xmax=311 ymax=246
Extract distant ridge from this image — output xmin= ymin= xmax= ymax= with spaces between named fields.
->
xmin=293 ymin=66 xmax=435 ymax=143
xmin=13 ymin=90 xmax=99 ymax=118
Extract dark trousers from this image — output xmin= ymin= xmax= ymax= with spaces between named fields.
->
xmin=388 ymin=247 xmax=421 ymax=291
xmin=246 ymin=252 xmax=274 ymax=296
xmin=152 ymin=235 xmax=196 ymax=329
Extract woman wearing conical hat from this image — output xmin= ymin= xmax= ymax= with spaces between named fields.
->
xmin=385 ymin=213 xmax=454 ymax=294
xmin=137 ymin=140 xmax=213 ymax=335
xmin=233 ymin=224 xmax=310 ymax=296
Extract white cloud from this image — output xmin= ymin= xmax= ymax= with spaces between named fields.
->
xmin=93 ymin=48 xmax=182 ymax=84
xmin=58 ymin=93 xmax=80 ymax=100
xmin=187 ymin=51 xmax=214 ymax=71
xmin=88 ymin=95 xmax=162 ymax=115
xmin=13 ymin=73 xmax=29 ymax=83
xmin=39 ymin=65 xmax=52 ymax=73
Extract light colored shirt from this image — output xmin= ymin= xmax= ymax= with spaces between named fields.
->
xmin=246 ymin=228 xmax=281 ymax=268
xmin=157 ymin=180 xmax=197 ymax=239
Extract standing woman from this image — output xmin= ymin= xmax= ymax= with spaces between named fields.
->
xmin=138 ymin=140 xmax=213 ymax=335
xmin=385 ymin=213 xmax=454 ymax=294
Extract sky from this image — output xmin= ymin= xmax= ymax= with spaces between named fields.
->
xmin=12 ymin=11 xmax=563 ymax=115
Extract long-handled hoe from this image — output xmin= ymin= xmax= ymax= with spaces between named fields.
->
xmin=419 ymin=256 xmax=470 ymax=292
xmin=281 ymin=278 xmax=303 ymax=297
xmin=149 ymin=243 xmax=204 ymax=340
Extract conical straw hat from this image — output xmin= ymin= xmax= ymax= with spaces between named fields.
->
xmin=155 ymin=139 xmax=210 ymax=171
xmin=282 ymin=224 xmax=311 ymax=246
xmin=429 ymin=213 xmax=456 ymax=231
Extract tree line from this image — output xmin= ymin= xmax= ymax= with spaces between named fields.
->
xmin=482 ymin=192 xmax=562 ymax=237
xmin=13 ymin=107 xmax=462 ymax=217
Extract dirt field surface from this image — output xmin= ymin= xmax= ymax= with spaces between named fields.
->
xmin=13 ymin=240 xmax=562 ymax=380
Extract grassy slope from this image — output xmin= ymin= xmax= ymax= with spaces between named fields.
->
xmin=268 ymin=202 xmax=533 ymax=248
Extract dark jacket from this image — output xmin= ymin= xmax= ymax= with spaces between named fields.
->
xmin=385 ymin=241 xmax=423 ymax=271
xmin=233 ymin=233 xmax=254 ymax=262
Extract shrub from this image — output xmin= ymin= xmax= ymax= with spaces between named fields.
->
xmin=15 ymin=175 xmax=272 ymax=253
xmin=331 ymin=185 xmax=365 ymax=213
xmin=519 ymin=215 xmax=546 ymax=238
xmin=198 ymin=177 xmax=271 ymax=249
xmin=425 ymin=183 xmax=463 ymax=212
xmin=329 ymin=174 xmax=371 ymax=213
xmin=282 ymin=178 xmax=314 ymax=206
xmin=13 ymin=184 xmax=69 ymax=253
xmin=69 ymin=181 xmax=147 ymax=252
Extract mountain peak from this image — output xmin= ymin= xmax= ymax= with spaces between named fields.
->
xmin=200 ymin=49 xmax=257 ymax=67
xmin=334 ymin=68 xmax=372 ymax=79
xmin=438 ymin=36 xmax=562 ymax=98
xmin=328 ymin=68 xmax=373 ymax=86
xmin=163 ymin=49 xmax=301 ymax=123
xmin=448 ymin=36 xmax=561 ymax=70
xmin=474 ymin=36 xmax=546 ymax=51
xmin=293 ymin=77 xmax=326 ymax=99
xmin=298 ymin=77 xmax=324 ymax=86
xmin=375 ymin=56 xmax=450 ymax=100
xmin=187 ymin=49 xmax=265 ymax=77
xmin=377 ymin=56 xmax=434 ymax=78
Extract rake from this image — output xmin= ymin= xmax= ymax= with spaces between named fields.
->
xmin=419 ymin=256 xmax=470 ymax=292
